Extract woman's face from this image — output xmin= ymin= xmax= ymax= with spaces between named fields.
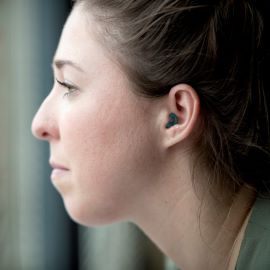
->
xmin=31 ymin=5 xmax=162 ymax=226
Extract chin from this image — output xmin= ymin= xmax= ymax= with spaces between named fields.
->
xmin=63 ymin=197 xmax=124 ymax=227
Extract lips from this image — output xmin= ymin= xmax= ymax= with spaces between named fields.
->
xmin=50 ymin=160 xmax=69 ymax=170
xmin=49 ymin=160 xmax=69 ymax=179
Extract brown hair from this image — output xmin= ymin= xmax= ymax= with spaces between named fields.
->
xmin=74 ymin=0 xmax=270 ymax=196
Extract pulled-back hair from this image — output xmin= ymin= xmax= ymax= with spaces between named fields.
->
xmin=74 ymin=0 xmax=270 ymax=196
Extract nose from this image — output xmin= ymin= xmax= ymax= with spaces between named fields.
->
xmin=31 ymin=93 xmax=59 ymax=141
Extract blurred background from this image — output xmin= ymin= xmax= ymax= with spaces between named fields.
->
xmin=0 ymin=0 xmax=172 ymax=269
xmin=0 ymin=1 xmax=269 ymax=270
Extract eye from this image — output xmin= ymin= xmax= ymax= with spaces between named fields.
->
xmin=55 ymin=78 xmax=78 ymax=97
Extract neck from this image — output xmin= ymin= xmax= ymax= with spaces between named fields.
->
xmin=131 ymin=157 xmax=255 ymax=270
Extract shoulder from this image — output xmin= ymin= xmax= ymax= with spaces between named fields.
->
xmin=236 ymin=197 xmax=270 ymax=270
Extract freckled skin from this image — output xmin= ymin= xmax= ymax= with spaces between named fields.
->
xmin=32 ymin=4 xmax=261 ymax=270
xmin=31 ymin=5 xmax=163 ymax=226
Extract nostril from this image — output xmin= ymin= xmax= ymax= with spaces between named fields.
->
xmin=32 ymin=120 xmax=58 ymax=141
xmin=41 ymin=131 xmax=49 ymax=138
xmin=31 ymin=122 xmax=49 ymax=140
xmin=36 ymin=127 xmax=52 ymax=140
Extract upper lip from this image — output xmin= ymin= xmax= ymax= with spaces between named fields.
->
xmin=49 ymin=160 xmax=69 ymax=170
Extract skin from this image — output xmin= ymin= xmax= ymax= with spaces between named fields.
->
xmin=32 ymin=4 xmax=255 ymax=270
xmin=31 ymin=5 xmax=165 ymax=226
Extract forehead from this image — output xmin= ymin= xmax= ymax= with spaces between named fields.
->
xmin=55 ymin=6 xmax=87 ymax=54
xmin=53 ymin=5 xmax=134 ymax=94
xmin=53 ymin=5 xmax=106 ymax=69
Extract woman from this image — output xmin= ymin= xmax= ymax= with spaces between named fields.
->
xmin=32 ymin=0 xmax=270 ymax=269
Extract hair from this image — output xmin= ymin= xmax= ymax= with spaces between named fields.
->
xmin=74 ymin=0 xmax=270 ymax=197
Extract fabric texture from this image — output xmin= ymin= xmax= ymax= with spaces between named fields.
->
xmin=235 ymin=197 xmax=270 ymax=270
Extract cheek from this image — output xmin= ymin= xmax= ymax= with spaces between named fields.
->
xmin=60 ymin=98 xmax=159 ymax=225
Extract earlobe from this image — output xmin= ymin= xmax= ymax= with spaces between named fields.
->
xmin=162 ymin=84 xmax=200 ymax=148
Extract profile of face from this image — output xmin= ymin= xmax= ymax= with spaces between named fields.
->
xmin=31 ymin=5 xmax=164 ymax=226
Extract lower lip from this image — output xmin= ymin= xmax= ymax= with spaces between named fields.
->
xmin=51 ymin=168 xmax=69 ymax=179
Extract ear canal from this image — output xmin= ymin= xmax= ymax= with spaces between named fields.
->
xmin=165 ymin=113 xmax=179 ymax=129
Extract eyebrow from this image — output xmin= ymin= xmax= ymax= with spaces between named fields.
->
xmin=52 ymin=59 xmax=84 ymax=73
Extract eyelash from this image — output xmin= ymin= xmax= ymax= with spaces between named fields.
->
xmin=55 ymin=78 xmax=78 ymax=97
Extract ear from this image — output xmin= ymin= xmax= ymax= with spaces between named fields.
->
xmin=161 ymin=84 xmax=200 ymax=148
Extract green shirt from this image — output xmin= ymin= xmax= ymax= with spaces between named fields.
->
xmin=236 ymin=197 xmax=270 ymax=269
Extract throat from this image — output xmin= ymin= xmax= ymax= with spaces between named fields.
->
xmin=134 ymin=185 xmax=255 ymax=270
